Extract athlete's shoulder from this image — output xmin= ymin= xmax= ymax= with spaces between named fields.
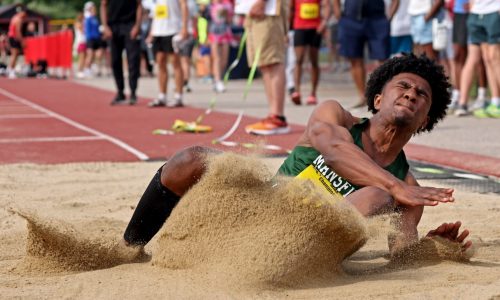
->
xmin=311 ymin=100 xmax=360 ymax=128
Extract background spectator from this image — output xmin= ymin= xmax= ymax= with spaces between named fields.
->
xmin=101 ymin=0 xmax=143 ymax=105
xmin=289 ymin=0 xmax=331 ymax=106
xmin=334 ymin=0 xmax=390 ymax=108
xmin=7 ymin=5 xmax=27 ymax=79
xmin=243 ymin=0 xmax=290 ymax=135
xmin=388 ymin=0 xmax=413 ymax=57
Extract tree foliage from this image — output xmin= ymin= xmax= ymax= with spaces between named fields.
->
xmin=3 ymin=0 xmax=92 ymax=19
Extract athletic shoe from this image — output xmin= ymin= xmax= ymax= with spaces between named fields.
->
xmin=290 ymin=92 xmax=301 ymax=105
xmin=306 ymin=95 xmax=318 ymax=105
xmin=454 ymin=105 xmax=469 ymax=117
xmin=110 ymin=93 xmax=127 ymax=105
xmin=76 ymin=71 xmax=85 ymax=79
xmin=471 ymin=99 xmax=487 ymax=111
xmin=245 ymin=115 xmax=291 ymax=135
xmin=7 ymin=70 xmax=16 ymax=79
xmin=214 ymin=81 xmax=226 ymax=93
xmin=474 ymin=103 xmax=500 ymax=118
xmin=166 ymin=98 xmax=184 ymax=108
xmin=288 ymin=87 xmax=296 ymax=96
xmin=184 ymin=82 xmax=192 ymax=93
xmin=129 ymin=94 xmax=137 ymax=105
xmin=447 ymin=100 xmax=459 ymax=112
xmin=148 ymin=98 xmax=166 ymax=107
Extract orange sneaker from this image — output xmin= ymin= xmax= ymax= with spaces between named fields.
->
xmin=306 ymin=95 xmax=317 ymax=105
xmin=245 ymin=115 xmax=291 ymax=135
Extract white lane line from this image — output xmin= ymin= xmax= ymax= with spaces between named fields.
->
xmin=0 ymin=88 xmax=149 ymax=161
xmin=0 ymin=114 xmax=51 ymax=119
xmin=0 ymin=136 xmax=104 ymax=143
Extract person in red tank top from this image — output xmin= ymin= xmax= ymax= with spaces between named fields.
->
xmin=289 ymin=0 xmax=331 ymax=105
xmin=7 ymin=5 xmax=27 ymax=78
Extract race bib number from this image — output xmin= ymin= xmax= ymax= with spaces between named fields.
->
xmin=299 ymin=3 xmax=319 ymax=20
xmin=155 ymin=4 xmax=169 ymax=19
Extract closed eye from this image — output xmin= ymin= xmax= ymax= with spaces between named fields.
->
xmin=397 ymin=81 xmax=411 ymax=89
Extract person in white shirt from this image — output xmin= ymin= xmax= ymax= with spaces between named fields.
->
xmin=388 ymin=0 xmax=413 ymax=56
xmin=148 ymin=0 xmax=189 ymax=107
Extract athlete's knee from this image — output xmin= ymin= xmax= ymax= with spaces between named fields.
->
xmin=160 ymin=146 xmax=219 ymax=194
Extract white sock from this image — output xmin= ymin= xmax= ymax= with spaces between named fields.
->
xmin=451 ymin=89 xmax=460 ymax=102
xmin=158 ymin=93 xmax=166 ymax=100
xmin=477 ymin=87 xmax=487 ymax=99
xmin=491 ymin=97 xmax=500 ymax=106
xmin=174 ymin=93 xmax=182 ymax=101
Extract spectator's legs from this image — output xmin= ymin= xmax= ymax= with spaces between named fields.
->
xmin=416 ymin=43 xmax=437 ymax=61
xmin=180 ymin=55 xmax=191 ymax=87
xmin=308 ymin=46 xmax=320 ymax=97
xmin=8 ymin=48 xmax=19 ymax=71
xmin=156 ymin=51 xmax=168 ymax=96
xmin=349 ymin=58 xmax=366 ymax=105
xmin=286 ymin=31 xmax=296 ymax=94
xmin=457 ymin=44 xmax=482 ymax=110
xmin=451 ymin=43 xmax=467 ymax=105
xmin=124 ymin=29 xmax=141 ymax=96
xmin=110 ymin=30 xmax=126 ymax=97
xmin=293 ymin=46 xmax=306 ymax=97
xmin=84 ymin=47 xmax=95 ymax=74
xmin=481 ymin=44 xmax=500 ymax=100
xmin=260 ymin=62 xmax=286 ymax=117
xmin=210 ymin=42 xmax=222 ymax=83
xmin=171 ymin=53 xmax=183 ymax=96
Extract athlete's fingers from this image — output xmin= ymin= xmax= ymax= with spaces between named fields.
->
xmin=449 ymin=222 xmax=461 ymax=239
xmin=434 ymin=223 xmax=448 ymax=235
xmin=462 ymin=240 xmax=473 ymax=251
xmin=457 ymin=229 xmax=470 ymax=243
xmin=419 ymin=188 xmax=455 ymax=202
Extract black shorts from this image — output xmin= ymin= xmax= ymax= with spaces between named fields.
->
xmin=86 ymin=38 xmax=104 ymax=50
xmin=453 ymin=13 xmax=468 ymax=46
xmin=294 ymin=28 xmax=322 ymax=48
xmin=8 ymin=37 xmax=22 ymax=50
xmin=153 ymin=35 xmax=174 ymax=54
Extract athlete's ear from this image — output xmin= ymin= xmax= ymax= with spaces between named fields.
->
xmin=374 ymin=94 xmax=382 ymax=110
xmin=420 ymin=116 xmax=429 ymax=130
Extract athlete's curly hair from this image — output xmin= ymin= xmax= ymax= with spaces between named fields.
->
xmin=365 ymin=53 xmax=451 ymax=133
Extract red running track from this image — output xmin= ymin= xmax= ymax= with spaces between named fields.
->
xmin=0 ymin=79 xmax=304 ymax=164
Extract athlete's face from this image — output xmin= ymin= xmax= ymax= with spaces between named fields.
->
xmin=374 ymin=73 xmax=432 ymax=132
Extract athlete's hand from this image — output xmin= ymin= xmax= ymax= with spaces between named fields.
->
xmin=390 ymin=182 xmax=455 ymax=207
xmin=426 ymin=221 xmax=472 ymax=251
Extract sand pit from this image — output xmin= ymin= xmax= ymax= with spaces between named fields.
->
xmin=1 ymin=157 xmax=500 ymax=298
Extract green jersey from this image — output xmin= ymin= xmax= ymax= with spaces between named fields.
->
xmin=278 ymin=118 xmax=409 ymax=197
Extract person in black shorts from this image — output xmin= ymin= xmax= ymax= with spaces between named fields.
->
xmin=115 ymin=54 xmax=472 ymax=261
xmin=289 ymin=0 xmax=332 ymax=106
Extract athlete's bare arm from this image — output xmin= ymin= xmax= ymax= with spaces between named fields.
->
xmin=301 ymin=100 xmax=455 ymax=207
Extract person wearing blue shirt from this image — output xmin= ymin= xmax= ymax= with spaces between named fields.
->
xmin=83 ymin=2 xmax=104 ymax=78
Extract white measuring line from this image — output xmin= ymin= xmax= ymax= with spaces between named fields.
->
xmin=0 ymin=88 xmax=149 ymax=161
xmin=0 ymin=136 xmax=104 ymax=143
